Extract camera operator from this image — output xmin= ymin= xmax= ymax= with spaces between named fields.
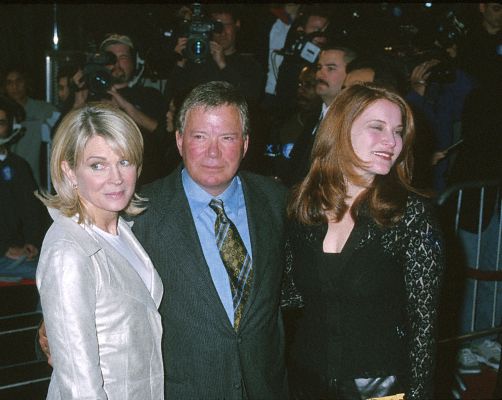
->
xmin=68 ymin=34 xmax=168 ymax=187
xmin=166 ymin=4 xmax=264 ymax=109
xmin=404 ymin=13 xmax=475 ymax=192
xmin=274 ymin=5 xmax=330 ymax=123
xmin=71 ymin=34 xmax=165 ymax=133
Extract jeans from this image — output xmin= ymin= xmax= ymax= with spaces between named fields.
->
xmin=458 ymin=211 xmax=502 ymax=333
xmin=0 ymin=255 xmax=38 ymax=280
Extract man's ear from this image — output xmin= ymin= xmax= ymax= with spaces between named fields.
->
xmin=61 ymin=160 xmax=77 ymax=186
xmin=175 ymin=130 xmax=183 ymax=157
xmin=242 ymin=134 xmax=249 ymax=159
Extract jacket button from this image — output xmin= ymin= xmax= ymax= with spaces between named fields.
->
xmin=237 ymin=337 xmax=242 ymax=343
xmin=234 ymin=382 xmax=241 ymax=390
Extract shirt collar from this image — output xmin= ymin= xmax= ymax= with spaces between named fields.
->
xmin=181 ymin=168 xmax=242 ymax=219
xmin=321 ymin=102 xmax=329 ymax=119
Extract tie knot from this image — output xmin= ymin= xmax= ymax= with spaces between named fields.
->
xmin=209 ymin=199 xmax=226 ymax=217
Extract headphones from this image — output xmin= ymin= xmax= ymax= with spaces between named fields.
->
xmin=0 ymin=99 xmax=24 ymax=146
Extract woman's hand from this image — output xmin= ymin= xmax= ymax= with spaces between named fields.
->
xmin=38 ymin=321 xmax=52 ymax=366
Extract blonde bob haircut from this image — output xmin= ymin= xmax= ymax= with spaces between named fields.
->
xmin=38 ymin=102 xmax=145 ymax=223
xmin=289 ymin=83 xmax=418 ymax=227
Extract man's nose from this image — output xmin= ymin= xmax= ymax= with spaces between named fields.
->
xmin=207 ymin=138 xmax=221 ymax=157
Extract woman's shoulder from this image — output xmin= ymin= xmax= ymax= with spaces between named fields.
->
xmin=398 ymin=191 xmax=442 ymax=236
xmin=287 ymin=217 xmax=326 ymax=243
xmin=403 ymin=192 xmax=437 ymax=221
xmin=41 ymin=212 xmax=100 ymax=258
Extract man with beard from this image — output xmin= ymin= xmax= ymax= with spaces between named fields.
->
xmin=70 ymin=34 xmax=168 ymax=186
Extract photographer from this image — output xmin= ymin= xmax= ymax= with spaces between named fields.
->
xmin=274 ymin=5 xmax=330 ymax=122
xmin=405 ymin=13 xmax=475 ymax=192
xmin=166 ymin=4 xmax=264 ymax=108
xmin=68 ymin=34 xmax=168 ymax=186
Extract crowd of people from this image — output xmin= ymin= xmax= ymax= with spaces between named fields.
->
xmin=1 ymin=2 xmax=501 ymax=399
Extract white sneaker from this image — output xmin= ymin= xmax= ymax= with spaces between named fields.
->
xmin=471 ymin=339 xmax=501 ymax=370
xmin=457 ymin=347 xmax=482 ymax=374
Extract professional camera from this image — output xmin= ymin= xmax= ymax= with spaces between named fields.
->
xmin=82 ymin=51 xmax=117 ymax=99
xmin=278 ymin=31 xmax=326 ymax=64
xmin=393 ymin=9 xmax=468 ymax=86
xmin=178 ymin=3 xmax=223 ymax=63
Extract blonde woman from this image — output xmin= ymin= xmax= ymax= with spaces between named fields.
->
xmin=36 ymin=103 xmax=164 ymax=399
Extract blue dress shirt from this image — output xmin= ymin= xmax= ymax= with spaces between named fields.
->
xmin=181 ymin=169 xmax=252 ymax=325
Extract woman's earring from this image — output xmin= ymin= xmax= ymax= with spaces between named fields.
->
xmin=72 ymin=183 xmax=78 ymax=190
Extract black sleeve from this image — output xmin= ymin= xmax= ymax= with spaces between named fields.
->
xmin=401 ymin=196 xmax=444 ymax=400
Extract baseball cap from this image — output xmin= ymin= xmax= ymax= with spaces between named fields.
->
xmin=99 ymin=34 xmax=135 ymax=52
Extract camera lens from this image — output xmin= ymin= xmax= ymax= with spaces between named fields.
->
xmin=88 ymin=70 xmax=112 ymax=95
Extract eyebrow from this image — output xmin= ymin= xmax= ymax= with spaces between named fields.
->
xmin=85 ymin=156 xmax=107 ymax=162
xmin=368 ymin=119 xmax=403 ymax=127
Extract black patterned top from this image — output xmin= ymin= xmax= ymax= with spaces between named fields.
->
xmin=281 ymin=193 xmax=444 ymax=400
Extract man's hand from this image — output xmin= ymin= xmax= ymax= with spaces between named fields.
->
xmin=38 ymin=321 xmax=52 ymax=366
xmin=107 ymin=87 xmax=132 ymax=111
xmin=71 ymin=69 xmax=89 ymax=109
xmin=174 ymin=37 xmax=188 ymax=68
xmin=107 ymin=87 xmax=158 ymax=133
xmin=5 ymin=245 xmax=39 ymax=260
xmin=431 ymin=150 xmax=447 ymax=166
xmin=5 ymin=246 xmax=25 ymax=260
xmin=23 ymin=244 xmax=38 ymax=260
xmin=410 ymin=59 xmax=441 ymax=96
xmin=210 ymin=41 xmax=226 ymax=70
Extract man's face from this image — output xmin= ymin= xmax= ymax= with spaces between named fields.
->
xmin=315 ymin=50 xmax=348 ymax=105
xmin=297 ymin=67 xmax=319 ymax=110
xmin=343 ymin=68 xmax=375 ymax=89
xmin=176 ymin=104 xmax=248 ymax=196
xmin=104 ymin=43 xmax=135 ymax=84
xmin=304 ymin=15 xmax=329 ymax=47
xmin=58 ymin=76 xmax=70 ymax=103
xmin=5 ymin=71 xmax=27 ymax=104
xmin=211 ymin=12 xmax=240 ymax=54
xmin=480 ymin=3 xmax=502 ymax=34
xmin=0 ymin=110 xmax=9 ymax=138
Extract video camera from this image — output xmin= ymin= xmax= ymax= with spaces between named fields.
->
xmin=278 ymin=31 xmax=326 ymax=64
xmin=395 ymin=10 xmax=467 ymax=85
xmin=178 ymin=3 xmax=223 ymax=64
xmin=82 ymin=51 xmax=117 ymax=100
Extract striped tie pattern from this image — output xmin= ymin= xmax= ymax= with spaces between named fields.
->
xmin=209 ymin=199 xmax=253 ymax=330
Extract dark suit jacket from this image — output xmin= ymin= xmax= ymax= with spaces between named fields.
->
xmin=133 ymin=167 xmax=289 ymax=399
xmin=279 ymin=105 xmax=321 ymax=188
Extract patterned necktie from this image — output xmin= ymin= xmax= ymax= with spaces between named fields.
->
xmin=209 ymin=199 xmax=253 ymax=330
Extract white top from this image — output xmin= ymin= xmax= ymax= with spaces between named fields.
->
xmin=90 ymin=224 xmax=152 ymax=292
xmin=265 ymin=19 xmax=291 ymax=95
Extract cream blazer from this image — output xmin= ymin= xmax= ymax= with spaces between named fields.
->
xmin=36 ymin=208 xmax=164 ymax=400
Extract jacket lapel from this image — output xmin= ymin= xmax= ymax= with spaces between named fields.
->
xmin=120 ymin=218 xmax=163 ymax=308
xmin=238 ymin=176 xmax=281 ymax=327
xmin=151 ymin=169 xmax=234 ymax=329
xmin=89 ymin=226 xmax=160 ymax=312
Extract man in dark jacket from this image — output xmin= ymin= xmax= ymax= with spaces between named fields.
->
xmin=0 ymin=98 xmax=48 ymax=279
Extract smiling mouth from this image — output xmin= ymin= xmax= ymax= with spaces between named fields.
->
xmin=106 ymin=191 xmax=125 ymax=198
xmin=372 ymin=151 xmax=394 ymax=160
